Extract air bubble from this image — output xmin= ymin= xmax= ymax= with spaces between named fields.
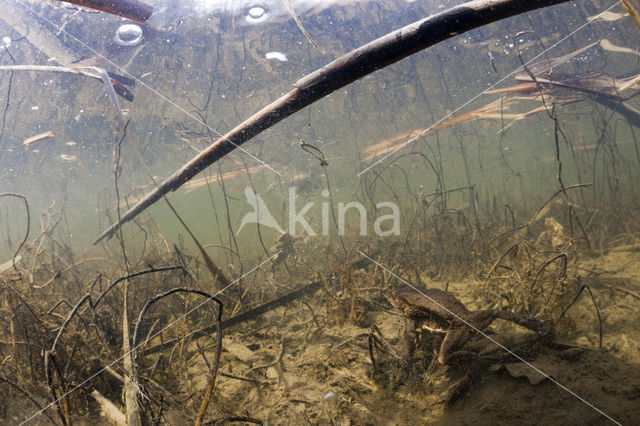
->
xmin=114 ymin=24 xmax=143 ymax=46
xmin=246 ymin=5 xmax=269 ymax=24
xmin=249 ymin=6 xmax=264 ymax=19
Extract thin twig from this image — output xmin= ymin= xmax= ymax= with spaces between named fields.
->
xmin=0 ymin=375 xmax=58 ymax=424
xmin=0 ymin=192 xmax=30 ymax=270
xmin=283 ymin=0 xmax=318 ymax=49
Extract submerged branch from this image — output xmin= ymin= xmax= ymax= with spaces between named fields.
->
xmin=57 ymin=0 xmax=153 ymax=23
xmin=0 ymin=192 xmax=30 ymax=271
xmin=94 ymin=0 xmax=571 ymax=244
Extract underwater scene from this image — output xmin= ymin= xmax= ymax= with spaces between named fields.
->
xmin=1 ymin=0 xmax=640 ymax=424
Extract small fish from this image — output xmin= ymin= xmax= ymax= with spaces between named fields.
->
xmin=59 ymin=154 xmax=78 ymax=161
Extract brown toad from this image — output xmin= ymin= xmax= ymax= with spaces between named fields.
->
xmin=389 ymin=285 xmax=547 ymax=366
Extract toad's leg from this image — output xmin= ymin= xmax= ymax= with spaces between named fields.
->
xmin=400 ymin=318 xmax=418 ymax=361
xmin=492 ymin=310 xmax=547 ymax=333
xmin=436 ymin=327 xmax=480 ymax=403
xmin=437 ymin=327 xmax=477 ymax=366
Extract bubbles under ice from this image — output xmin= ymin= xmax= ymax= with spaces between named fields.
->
xmin=249 ymin=6 xmax=265 ymax=19
xmin=246 ymin=5 xmax=269 ymax=24
xmin=114 ymin=24 xmax=143 ymax=46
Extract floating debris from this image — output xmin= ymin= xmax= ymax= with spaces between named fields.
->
xmin=587 ymin=10 xmax=627 ymax=22
xmin=23 ymin=130 xmax=54 ymax=147
xmin=62 ymin=0 xmax=153 ymax=23
xmin=600 ymin=38 xmax=639 ymax=55
xmin=265 ymin=51 xmax=288 ymax=62
xmin=362 ymin=99 xmax=519 ymax=160
xmin=183 ymin=164 xmax=269 ymax=193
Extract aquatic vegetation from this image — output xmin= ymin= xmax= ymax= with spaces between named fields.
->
xmin=2 ymin=0 xmax=640 ymax=425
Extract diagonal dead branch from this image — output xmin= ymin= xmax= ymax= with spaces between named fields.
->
xmin=93 ymin=0 xmax=572 ymax=244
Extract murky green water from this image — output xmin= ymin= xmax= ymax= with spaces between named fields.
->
xmin=1 ymin=0 xmax=639 ymax=424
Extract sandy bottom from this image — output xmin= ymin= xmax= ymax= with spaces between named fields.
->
xmin=8 ymin=246 xmax=638 ymax=425
xmin=191 ymin=247 xmax=640 ymax=425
